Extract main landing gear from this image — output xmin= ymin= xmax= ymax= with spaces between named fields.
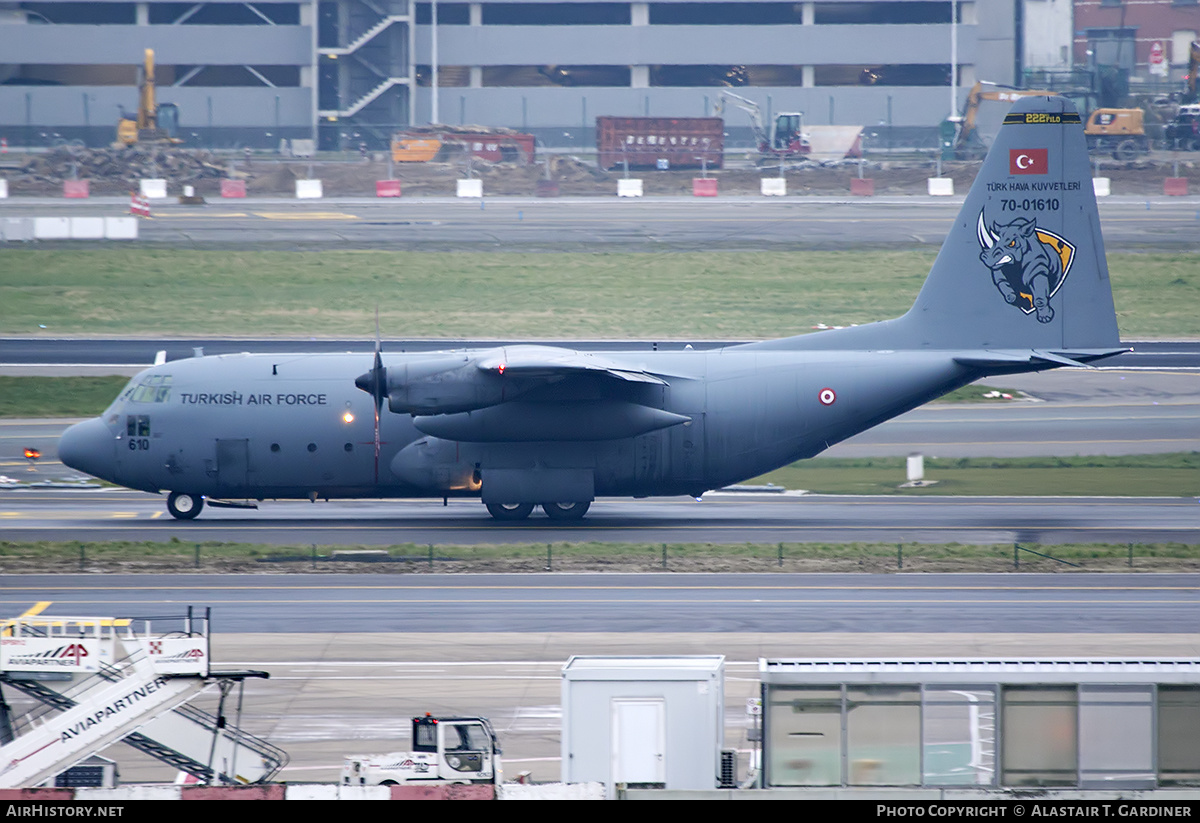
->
xmin=484 ymin=501 xmax=592 ymax=521
xmin=167 ymin=491 xmax=205 ymax=520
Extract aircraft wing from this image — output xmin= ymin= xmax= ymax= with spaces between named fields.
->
xmin=473 ymin=345 xmax=671 ymax=385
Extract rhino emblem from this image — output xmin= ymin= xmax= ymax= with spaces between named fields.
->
xmin=977 ymin=211 xmax=1075 ymax=324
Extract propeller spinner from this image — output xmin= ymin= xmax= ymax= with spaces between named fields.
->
xmin=353 ymin=313 xmax=387 ymax=483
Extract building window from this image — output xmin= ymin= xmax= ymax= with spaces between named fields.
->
xmin=1159 ymin=686 xmax=1200 ymax=786
xmin=766 ymin=687 xmax=843 ymax=786
xmin=815 ymin=64 xmax=951 ymax=86
xmin=814 ymin=2 xmax=955 ymax=25
xmin=649 ymin=2 xmax=802 ymax=25
xmin=923 ymin=687 xmax=997 ymax=786
xmin=481 ymin=65 xmax=631 ymax=87
xmin=481 ymin=3 xmax=630 ymax=25
xmin=415 ymin=3 xmax=470 ymax=24
xmin=1001 ymin=686 xmax=1078 ymax=787
xmin=846 ymin=686 xmax=921 ymax=785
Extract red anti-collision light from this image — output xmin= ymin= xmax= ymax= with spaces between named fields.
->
xmin=24 ymin=448 xmax=40 ymax=460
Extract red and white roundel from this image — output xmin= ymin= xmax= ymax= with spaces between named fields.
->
xmin=818 ymin=387 xmax=837 ymax=406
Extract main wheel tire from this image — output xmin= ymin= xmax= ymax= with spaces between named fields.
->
xmin=542 ymin=501 xmax=591 ymax=520
xmin=485 ymin=501 xmax=535 ymax=521
xmin=167 ymin=492 xmax=204 ymax=520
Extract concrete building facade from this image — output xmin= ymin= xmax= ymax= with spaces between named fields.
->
xmin=0 ymin=0 xmax=1025 ymax=149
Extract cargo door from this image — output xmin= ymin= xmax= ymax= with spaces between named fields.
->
xmin=669 ymin=413 xmax=705 ymax=491
xmin=214 ymin=438 xmax=249 ymax=495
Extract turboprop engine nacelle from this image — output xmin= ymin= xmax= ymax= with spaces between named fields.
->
xmin=356 ymin=355 xmax=537 ymax=416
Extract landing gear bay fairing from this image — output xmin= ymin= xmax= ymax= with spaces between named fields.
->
xmin=59 ymin=98 xmax=1125 ymax=521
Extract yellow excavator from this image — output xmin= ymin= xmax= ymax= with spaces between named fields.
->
xmin=955 ymin=81 xmax=1149 ymax=161
xmin=116 ymin=49 xmax=181 ymax=146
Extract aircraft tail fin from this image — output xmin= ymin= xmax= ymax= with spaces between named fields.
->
xmin=899 ymin=95 xmax=1121 ymax=355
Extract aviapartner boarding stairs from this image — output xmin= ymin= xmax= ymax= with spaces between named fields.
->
xmin=0 ymin=609 xmax=287 ymax=788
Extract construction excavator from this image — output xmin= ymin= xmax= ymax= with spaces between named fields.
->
xmin=116 ymin=48 xmax=181 ymax=146
xmin=955 ymin=81 xmax=1149 ymax=161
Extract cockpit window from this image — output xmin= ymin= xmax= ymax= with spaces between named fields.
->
xmin=128 ymin=375 xmax=173 ymax=404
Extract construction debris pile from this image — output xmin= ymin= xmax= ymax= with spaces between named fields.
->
xmin=7 ymin=146 xmax=232 ymax=196
xmin=1 ymin=147 xmax=1195 ymax=197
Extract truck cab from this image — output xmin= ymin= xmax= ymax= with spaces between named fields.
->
xmin=341 ymin=715 xmax=502 ymax=786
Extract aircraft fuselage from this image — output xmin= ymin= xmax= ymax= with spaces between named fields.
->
xmin=61 ymin=347 xmax=973 ymax=504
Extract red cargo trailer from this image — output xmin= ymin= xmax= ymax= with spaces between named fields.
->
xmin=596 ymin=117 xmax=724 ymax=170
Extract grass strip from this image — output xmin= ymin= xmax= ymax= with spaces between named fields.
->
xmin=1 ymin=539 xmax=1196 ymax=574
xmin=2 ymin=249 xmax=1197 ymax=339
xmin=0 ymin=376 xmax=130 ymax=418
xmin=749 ymin=454 xmax=1200 ymax=497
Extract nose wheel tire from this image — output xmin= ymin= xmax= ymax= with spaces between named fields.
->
xmin=167 ymin=492 xmax=204 ymax=520
xmin=542 ymin=501 xmax=591 ymax=520
xmin=485 ymin=501 xmax=535 ymax=521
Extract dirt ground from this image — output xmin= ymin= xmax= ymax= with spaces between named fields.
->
xmin=4 ymin=147 xmax=1198 ymax=198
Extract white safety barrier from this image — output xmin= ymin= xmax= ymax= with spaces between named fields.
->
xmin=617 ymin=178 xmax=643 ymax=197
xmin=760 ymin=178 xmax=786 ymax=196
xmin=2 ymin=217 xmax=32 ymax=241
xmin=1092 ymin=177 xmax=1111 ymax=197
xmin=285 ymin=785 xmax=390 ymax=800
xmin=456 ymin=178 xmax=483 ymax=198
xmin=295 ymin=179 xmax=323 ymax=199
xmin=139 ymin=178 xmax=168 ymax=199
xmin=70 ymin=216 xmax=105 ymax=239
xmin=927 ymin=177 xmax=954 ymax=196
xmin=33 ymin=216 xmax=71 ymax=239
xmin=0 ymin=179 xmax=7 ymax=198
xmin=105 ymin=216 xmax=139 ymax=240
xmin=5 ymin=217 xmax=138 ymax=242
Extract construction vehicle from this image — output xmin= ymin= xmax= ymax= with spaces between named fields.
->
xmin=1084 ymin=108 xmax=1151 ymax=160
xmin=718 ymin=90 xmax=810 ymax=164
xmin=956 ymin=81 xmax=1149 ymax=160
xmin=391 ymin=127 xmax=536 ymax=165
xmin=1164 ymin=41 xmax=1200 ymax=151
xmin=341 ymin=714 xmax=502 ymax=787
xmin=116 ymin=49 xmax=181 ymax=146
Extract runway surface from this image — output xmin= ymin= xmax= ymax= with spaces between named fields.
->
xmin=2 ymin=195 xmax=1199 ymax=250
xmin=4 ymin=573 xmax=1199 ymax=634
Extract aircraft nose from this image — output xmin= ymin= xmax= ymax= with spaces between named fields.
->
xmin=58 ymin=418 xmax=116 ymax=480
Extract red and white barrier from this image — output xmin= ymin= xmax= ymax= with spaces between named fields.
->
xmin=376 ymin=180 xmax=402 ymax=197
xmin=850 ymin=178 xmax=875 ymax=196
xmin=692 ymin=178 xmax=718 ymax=197
xmin=130 ymin=192 xmax=151 ymax=217
xmin=63 ymin=180 xmax=89 ymax=198
xmin=1164 ymin=177 xmax=1189 ymax=196
xmin=221 ymin=179 xmax=246 ymax=198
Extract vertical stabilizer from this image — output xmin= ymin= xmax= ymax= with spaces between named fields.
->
xmin=901 ymin=96 xmax=1120 ymax=353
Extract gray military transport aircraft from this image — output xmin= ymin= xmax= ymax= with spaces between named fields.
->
xmin=59 ymin=97 xmax=1125 ymax=521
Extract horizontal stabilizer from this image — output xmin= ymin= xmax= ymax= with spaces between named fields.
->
xmin=953 ymin=347 xmax=1128 ymax=369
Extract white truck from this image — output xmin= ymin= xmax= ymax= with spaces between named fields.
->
xmin=341 ymin=714 xmax=502 ymax=786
